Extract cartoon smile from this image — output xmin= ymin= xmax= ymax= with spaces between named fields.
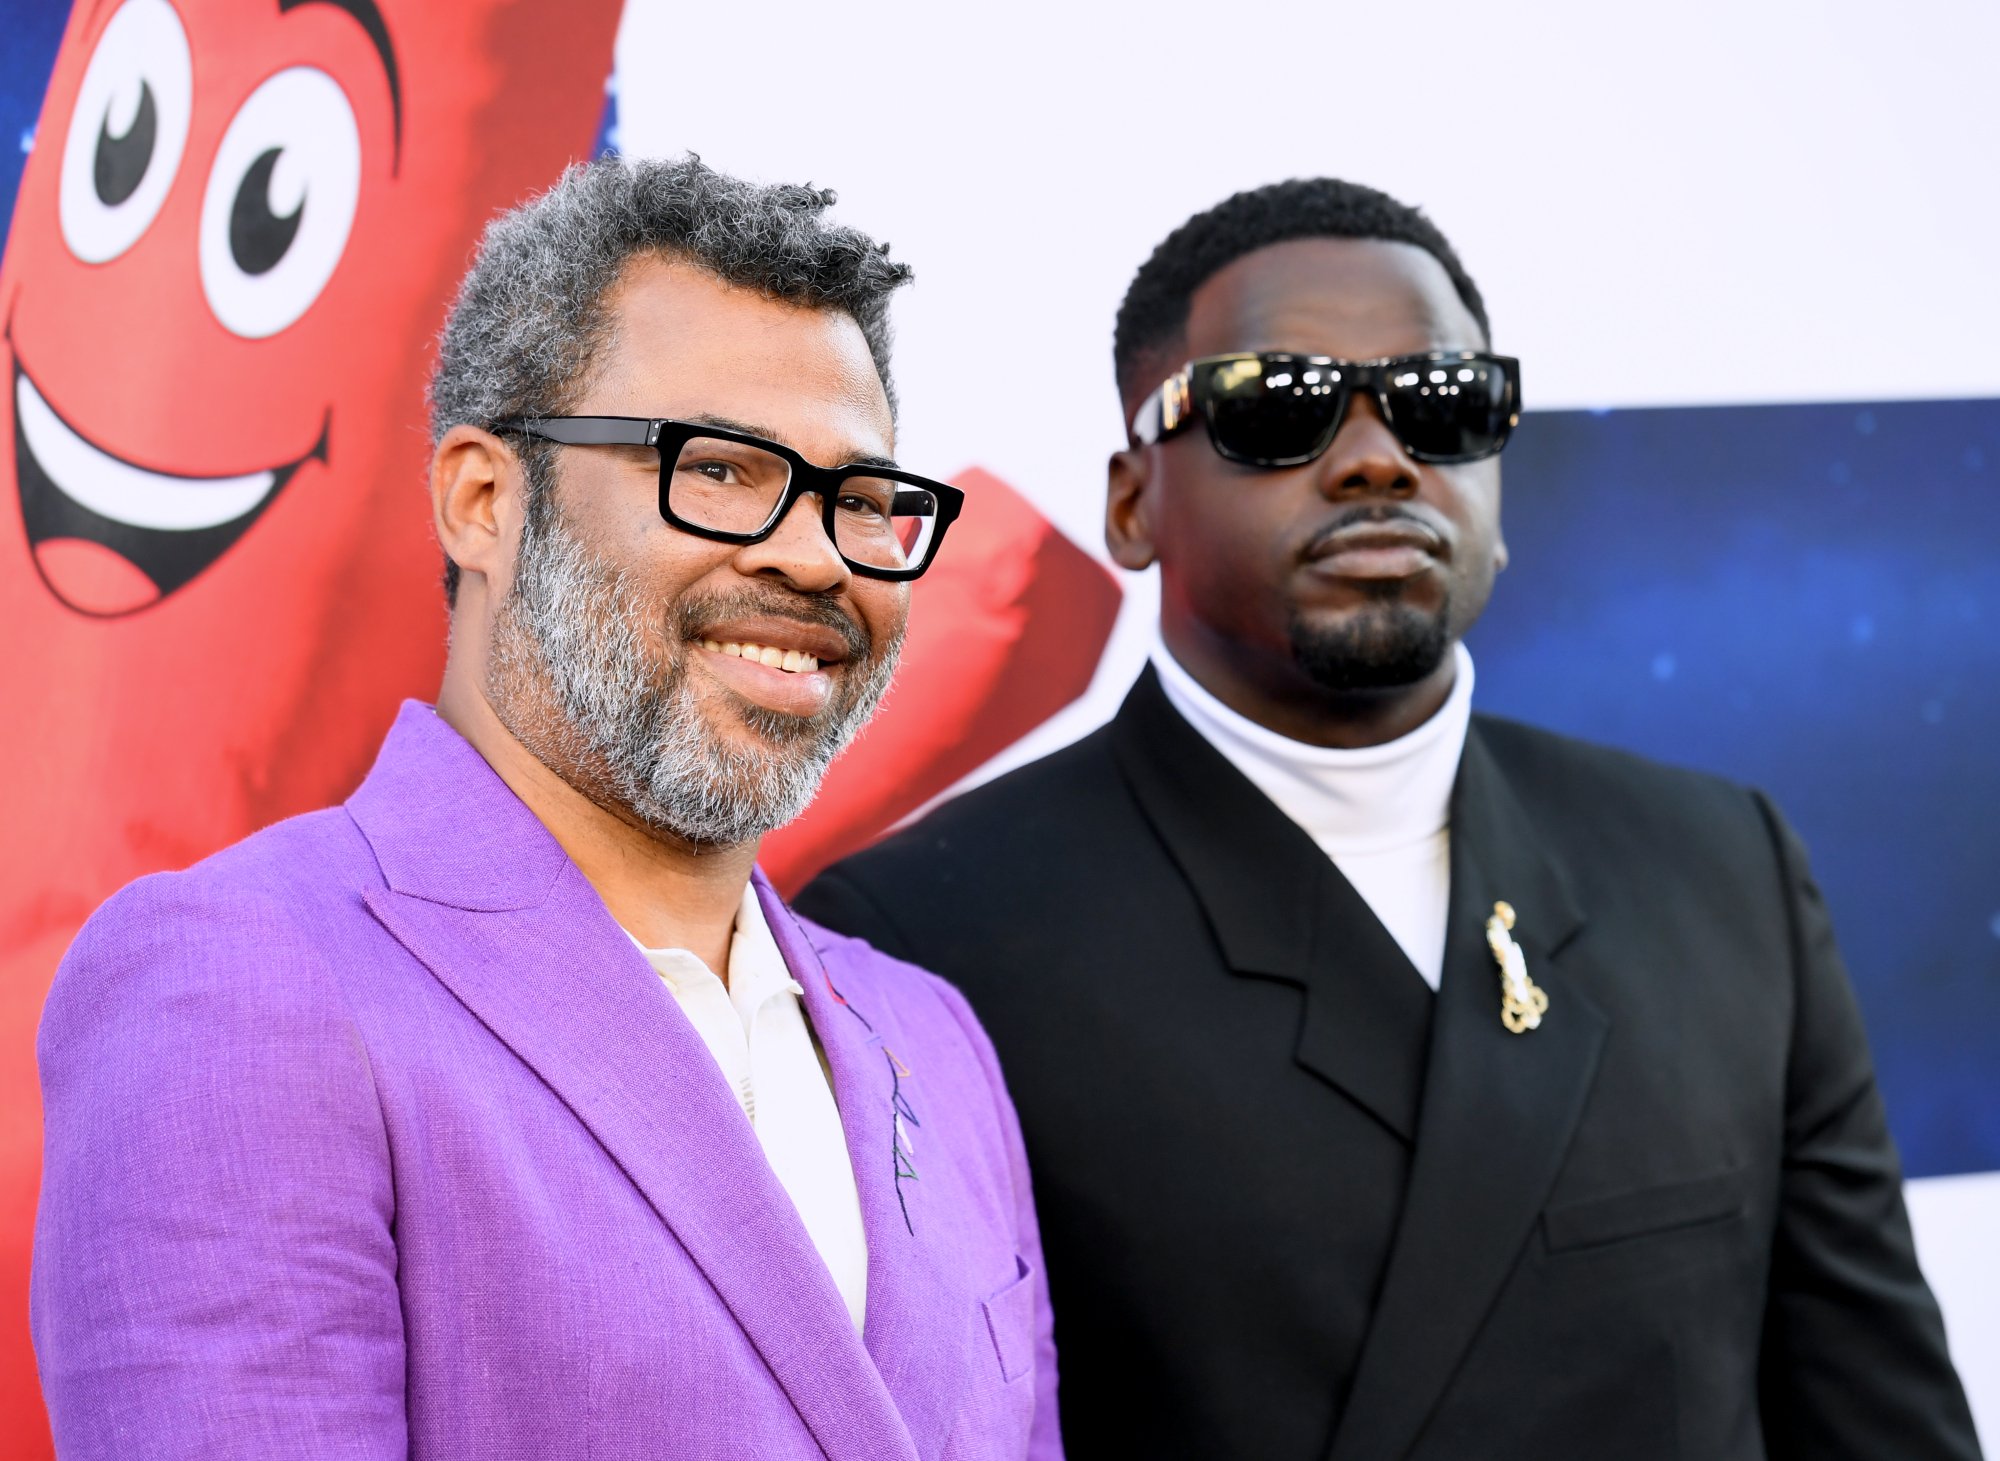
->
xmin=13 ymin=355 xmax=325 ymax=616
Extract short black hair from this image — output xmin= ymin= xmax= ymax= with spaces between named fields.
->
xmin=1112 ymin=178 xmax=1490 ymax=405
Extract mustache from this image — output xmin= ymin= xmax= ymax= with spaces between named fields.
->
xmin=1301 ymin=503 xmax=1450 ymax=557
xmin=669 ymin=585 xmax=873 ymax=661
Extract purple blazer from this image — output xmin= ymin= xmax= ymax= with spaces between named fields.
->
xmin=32 ymin=703 xmax=1061 ymax=1460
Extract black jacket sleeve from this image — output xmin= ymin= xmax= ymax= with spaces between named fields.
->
xmin=1753 ymin=795 xmax=1982 ymax=1460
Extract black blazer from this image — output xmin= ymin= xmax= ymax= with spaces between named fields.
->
xmin=798 ymin=668 xmax=1979 ymax=1461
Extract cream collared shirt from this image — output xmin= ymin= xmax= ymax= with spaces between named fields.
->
xmin=626 ymin=886 xmax=868 ymax=1332
xmin=1151 ymin=636 xmax=1476 ymax=989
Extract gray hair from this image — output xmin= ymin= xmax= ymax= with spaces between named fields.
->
xmin=429 ymin=153 xmax=913 ymax=603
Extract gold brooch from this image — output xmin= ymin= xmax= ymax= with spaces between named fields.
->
xmin=1486 ymin=901 xmax=1549 ymax=1034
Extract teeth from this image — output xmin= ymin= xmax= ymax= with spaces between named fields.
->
xmin=703 ymin=639 xmax=822 ymax=674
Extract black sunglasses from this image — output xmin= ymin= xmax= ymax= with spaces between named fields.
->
xmin=495 ymin=416 xmax=965 ymax=581
xmin=1130 ymin=350 xmax=1522 ymax=468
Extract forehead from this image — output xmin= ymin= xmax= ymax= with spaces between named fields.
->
xmin=1183 ymin=236 xmax=1486 ymax=363
xmin=587 ymin=254 xmax=895 ymax=461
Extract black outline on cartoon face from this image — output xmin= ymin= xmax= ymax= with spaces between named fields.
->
xmin=10 ymin=0 xmax=398 ymax=615
xmin=13 ymin=349 xmax=327 ymax=614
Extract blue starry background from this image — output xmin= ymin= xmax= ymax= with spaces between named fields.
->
xmin=4 ymin=8 xmax=1994 ymax=1181
xmin=0 ymin=3 xmax=63 ymax=234
xmin=1476 ymin=401 xmax=2000 ymax=1179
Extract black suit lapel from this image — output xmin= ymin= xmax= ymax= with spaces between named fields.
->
xmin=1328 ymin=722 xmax=1609 ymax=1461
xmin=1109 ymin=668 xmax=1434 ymax=1142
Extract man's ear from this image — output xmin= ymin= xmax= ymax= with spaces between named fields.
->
xmin=431 ymin=425 xmax=524 ymax=600
xmin=1105 ymin=445 xmax=1159 ymax=571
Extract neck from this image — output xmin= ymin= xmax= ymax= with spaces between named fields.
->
xmin=1161 ymin=621 xmax=1461 ymax=749
xmin=437 ymin=652 xmax=754 ymax=978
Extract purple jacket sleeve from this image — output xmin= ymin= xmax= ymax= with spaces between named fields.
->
xmin=32 ymin=873 xmax=407 ymax=1460
xmin=927 ymin=975 xmax=1064 ymax=1461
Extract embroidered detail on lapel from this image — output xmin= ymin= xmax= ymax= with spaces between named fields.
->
xmin=884 ymin=1045 xmax=922 ymax=1235
xmin=770 ymin=893 xmax=928 ymax=1241
xmin=822 ymin=967 xmax=875 ymax=1031
xmin=817 ymin=952 xmax=919 ymax=1234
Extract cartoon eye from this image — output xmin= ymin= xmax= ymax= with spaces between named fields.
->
xmin=198 ymin=67 xmax=361 ymax=339
xmin=58 ymin=0 xmax=194 ymax=264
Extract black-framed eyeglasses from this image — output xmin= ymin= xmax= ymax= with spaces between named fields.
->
xmin=1130 ymin=350 xmax=1522 ymax=468
xmin=494 ymin=416 xmax=965 ymax=581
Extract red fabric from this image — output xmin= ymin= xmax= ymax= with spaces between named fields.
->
xmin=0 ymin=3 xmax=623 ymax=1450
xmin=762 ymin=468 xmax=1122 ymax=893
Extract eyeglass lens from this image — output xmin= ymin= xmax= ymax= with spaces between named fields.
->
xmin=1203 ymin=355 xmax=1512 ymax=465
xmin=667 ymin=435 xmax=939 ymax=570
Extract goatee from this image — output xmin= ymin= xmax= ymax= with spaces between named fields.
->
xmin=1288 ymin=588 xmax=1451 ymax=693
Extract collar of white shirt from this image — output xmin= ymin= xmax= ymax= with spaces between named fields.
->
xmin=1150 ymin=634 xmax=1475 ymax=988
xmin=633 ymin=886 xmax=807 ymax=1047
xmin=623 ymin=884 xmax=869 ymax=1332
xmin=1149 ymin=632 xmax=1475 ymax=857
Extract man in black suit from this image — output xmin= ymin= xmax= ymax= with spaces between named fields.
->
xmin=796 ymin=179 xmax=1981 ymax=1460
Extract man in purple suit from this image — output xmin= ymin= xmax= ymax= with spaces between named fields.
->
xmin=31 ymin=156 xmax=1058 ymax=1461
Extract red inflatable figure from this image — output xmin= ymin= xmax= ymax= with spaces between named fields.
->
xmin=0 ymin=2 xmax=622 ymax=1448
xmin=763 ymin=467 xmax=1122 ymax=893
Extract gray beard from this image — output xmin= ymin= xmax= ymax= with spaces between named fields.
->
xmin=487 ymin=493 xmax=901 ymax=848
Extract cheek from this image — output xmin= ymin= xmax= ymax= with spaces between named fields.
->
xmin=1441 ymin=470 xmax=1505 ymax=621
xmin=1433 ymin=462 xmax=1502 ymax=535
xmin=1159 ymin=477 xmax=1294 ymax=595
xmin=559 ymin=471 xmax=720 ymax=601
xmin=856 ymin=581 xmax=910 ymax=652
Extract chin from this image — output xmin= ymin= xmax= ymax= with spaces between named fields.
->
xmin=1288 ymin=602 xmax=1450 ymax=693
xmin=716 ymin=695 xmax=836 ymax=748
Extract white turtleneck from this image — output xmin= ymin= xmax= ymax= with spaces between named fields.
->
xmin=1150 ymin=636 xmax=1475 ymax=989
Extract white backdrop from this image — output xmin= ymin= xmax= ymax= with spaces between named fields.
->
xmin=613 ymin=0 xmax=1999 ymax=1439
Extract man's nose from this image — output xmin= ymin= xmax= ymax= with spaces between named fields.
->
xmin=1316 ymin=396 xmax=1420 ymax=498
xmin=731 ymin=492 xmax=852 ymax=593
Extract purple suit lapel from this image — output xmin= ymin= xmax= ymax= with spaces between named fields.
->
xmin=349 ymin=704 xmax=919 ymax=1461
xmin=759 ymin=879 xmax=947 ymax=1423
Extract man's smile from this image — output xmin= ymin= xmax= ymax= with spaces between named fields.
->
xmin=691 ymin=613 xmax=853 ymax=719
xmin=702 ymin=638 xmax=824 ymax=673
xmin=12 ymin=355 xmax=324 ymax=615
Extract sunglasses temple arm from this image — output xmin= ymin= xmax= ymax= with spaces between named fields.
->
xmin=1131 ymin=365 xmax=1197 ymax=446
xmin=1129 ymin=386 xmax=1164 ymax=446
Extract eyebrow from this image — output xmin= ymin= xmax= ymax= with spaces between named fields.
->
xmin=685 ymin=413 xmax=900 ymax=472
xmin=280 ymin=0 xmax=403 ymax=173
